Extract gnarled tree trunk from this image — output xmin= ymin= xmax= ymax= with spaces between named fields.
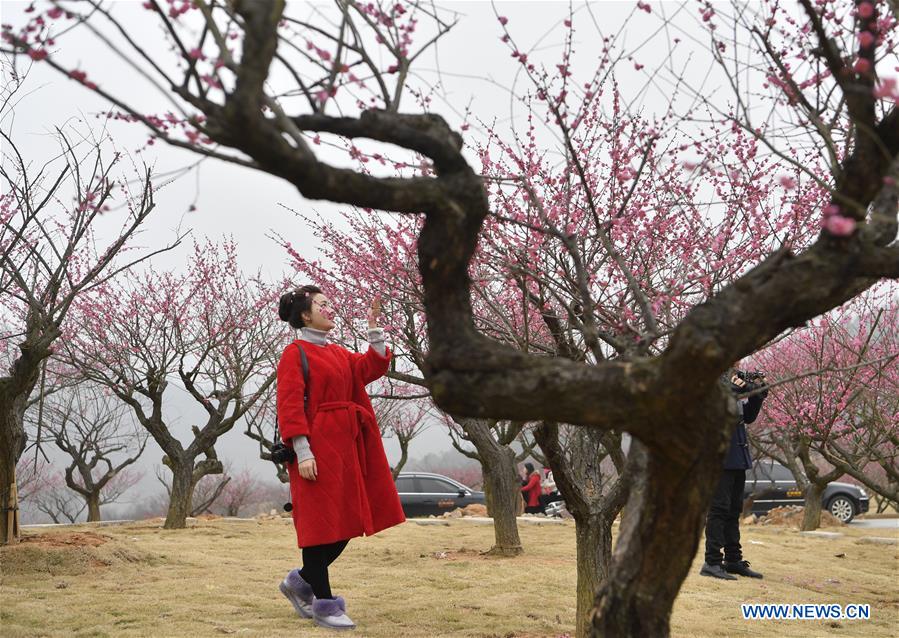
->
xmin=534 ymin=421 xmax=631 ymax=638
xmin=0 ymin=424 xmax=22 ymax=543
xmin=480 ymin=445 xmax=523 ymax=556
xmin=164 ymin=461 xmax=194 ymax=529
xmin=1 ymin=386 xmax=32 ymax=544
xmin=801 ymin=483 xmax=825 ymax=531
xmin=591 ymin=402 xmax=729 ymax=637
xmin=457 ymin=417 xmax=523 ymax=556
xmin=576 ymin=514 xmax=614 ymax=638
xmin=794 ymin=438 xmax=842 ymax=532
xmin=391 ymin=433 xmax=412 ymax=481
xmin=86 ymin=492 xmax=102 ymax=523
xmin=0 ymin=330 xmax=51 ymax=544
xmin=161 ymin=434 xmax=226 ymax=528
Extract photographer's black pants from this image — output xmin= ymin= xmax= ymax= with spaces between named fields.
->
xmin=300 ymin=539 xmax=349 ymax=600
xmin=704 ymin=469 xmax=745 ymax=566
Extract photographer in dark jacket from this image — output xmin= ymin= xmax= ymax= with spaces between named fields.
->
xmin=700 ymin=371 xmax=768 ymax=580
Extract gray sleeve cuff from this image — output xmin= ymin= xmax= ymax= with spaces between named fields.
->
xmin=291 ymin=436 xmax=315 ymax=463
xmin=367 ymin=327 xmax=386 ymax=356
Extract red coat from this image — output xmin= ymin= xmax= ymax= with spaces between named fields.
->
xmin=277 ymin=339 xmax=405 ymax=547
xmin=521 ymin=472 xmax=541 ymax=507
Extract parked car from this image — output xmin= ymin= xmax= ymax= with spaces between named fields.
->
xmin=744 ymin=461 xmax=869 ymax=523
xmin=395 ymin=472 xmax=486 ymax=518
xmin=544 ymin=498 xmax=567 ymax=518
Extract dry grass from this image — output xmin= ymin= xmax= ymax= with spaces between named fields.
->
xmin=1 ymin=517 xmax=896 ymax=637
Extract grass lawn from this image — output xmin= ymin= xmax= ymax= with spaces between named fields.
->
xmin=2 ymin=516 xmax=897 ymax=637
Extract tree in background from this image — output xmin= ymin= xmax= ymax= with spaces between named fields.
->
xmin=442 ymin=415 xmax=536 ymax=515
xmin=156 ymin=458 xmax=231 ymax=518
xmin=0 ymin=75 xmax=174 ymax=541
xmin=13 ymin=457 xmax=53 ymax=514
xmin=28 ymin=383 xmax=148 ymax=522
xmin=158 ymin=463 xmax=268 ymax=518
xmin=61 ymin=240 xmax=283 ymax=528
xmin=9 ymin=1 xmax=899 ymax=634
xmin=751 ymin=286 xmax=898 ymax=528
xmin=20 ymin=464 xmax=140 ymax=525
xmin=531 ymin=420 xmax=631 ymax=637
xmin=217 ymin=466 xmax=264 ymax=517
xmin=241 ymin=380 xmax=290 ymax=484
xmin=30 ymin=471 xmax=85 ymax=524
xmin=813 ymin=301 xmax=899 ymax=509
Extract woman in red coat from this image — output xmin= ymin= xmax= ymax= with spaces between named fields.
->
xmin=275 ymin=284 xmax=405 ymax=631
xmin=520 ymin=462 xmax=543 ymax=514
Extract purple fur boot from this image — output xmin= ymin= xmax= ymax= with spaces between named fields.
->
xmin=312 ymin=596 xmax=355 ymax=630
xmin=279 ymin=569 xmax=314 ymax=619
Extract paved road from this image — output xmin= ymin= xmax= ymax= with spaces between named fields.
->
xmin=849 ymin=517 xmax=899 ymax=530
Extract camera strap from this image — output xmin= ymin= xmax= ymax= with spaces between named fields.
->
xmin=273 ymin=342 xmax=311 ymax=447
xmin=296 ymin=342 xmax=310 ymax=415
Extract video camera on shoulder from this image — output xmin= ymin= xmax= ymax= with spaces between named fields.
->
xmin=731 ymin=369 xmax=768 ymax=397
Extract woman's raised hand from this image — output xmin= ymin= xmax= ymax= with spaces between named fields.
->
xmin=367 ymin=295 xmax=382 ymax=329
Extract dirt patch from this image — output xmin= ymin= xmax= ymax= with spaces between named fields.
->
xmin=443 ymin=547 xmax=486 ymax=561
xmin=751 ymin=505 xmax=844 ymax=528
xmin=194 ymin=514 xmax=222 ymax=521
xmin=19 ymin=531 xmax=112 ymax=548
xmin=422 ymin=547 xmax=492 ymax=561
xmin=438 ymin=503 xmax=489 ymax=518
xmin=2 ymin=531 xmax=155 ymax=576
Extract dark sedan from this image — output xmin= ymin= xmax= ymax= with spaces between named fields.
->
xmin=745 ymin=461 xmax=869 ymax=523
xmin=395 ymin=472 xmax=486 ymax=518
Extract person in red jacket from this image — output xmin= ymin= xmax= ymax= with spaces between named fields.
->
xmin=276 ymin=284 xmax=405 ymax=631
xmin=520 ymin=462 xmax=543 ymax=514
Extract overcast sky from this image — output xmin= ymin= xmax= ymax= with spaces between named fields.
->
xmin=3 ymin=1 xmax=715 ymax=517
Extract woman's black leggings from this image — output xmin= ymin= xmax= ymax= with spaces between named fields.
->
xmin=299 ymin=539 xmax=349 ymax=600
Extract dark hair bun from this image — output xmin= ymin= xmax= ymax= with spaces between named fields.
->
xmin=278 ymin=293 xmax=293 ymax=322
xmin=278 ymin=285 xmax=322 ymax=329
